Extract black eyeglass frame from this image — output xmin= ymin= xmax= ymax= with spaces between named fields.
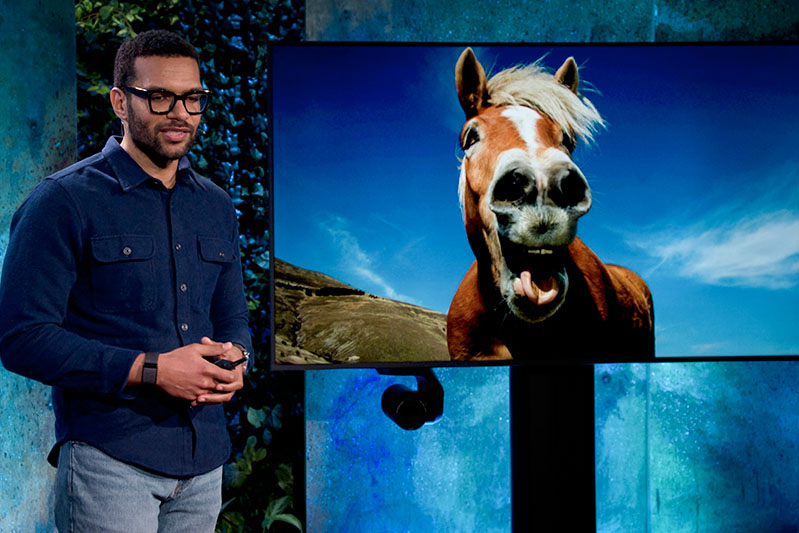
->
xmin=120 ymin=86 xmax=212 ymax=115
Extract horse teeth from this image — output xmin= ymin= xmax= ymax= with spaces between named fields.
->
xmin=528 ymin=249 xmax=553 ymax=255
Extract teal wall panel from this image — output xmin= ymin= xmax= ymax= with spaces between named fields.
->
xmin=0 ymin=1 xmax=76 ymax=530
xmin=595 ymin=364 xmax=649 ymax=531
xmin=596 ymin=362 xmax=799 ymax=532
xmin=305 ymin=0 xmax=655 ymax=42
xmin=305 ymin=0 xmax=798 ymax=42
xmin=648 ymin=362 xmax=799 ymax=531
xmin=305 ymin=368 xmax=511 ymax=532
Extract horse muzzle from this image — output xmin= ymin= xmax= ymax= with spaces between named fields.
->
xmin=485 ymin=162 xmax=591 ymax=322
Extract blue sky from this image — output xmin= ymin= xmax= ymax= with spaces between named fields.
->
xmin=272 ymin=44 xmax=799 ymax=358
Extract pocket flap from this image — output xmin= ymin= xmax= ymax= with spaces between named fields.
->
xmin=91 ymin=235 xmax=155 ymax=263
xmin=198 ymin=236 xmax=234 ymax=264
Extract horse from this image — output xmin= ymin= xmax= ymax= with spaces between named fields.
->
xmin=447 ymin=48 xmax=654 ymax=361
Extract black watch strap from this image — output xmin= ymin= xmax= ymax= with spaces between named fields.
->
xmin=142 ymin=351 xmax=159 ymax=385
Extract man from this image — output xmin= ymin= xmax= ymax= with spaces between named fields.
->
xmin=0 ymin=30 xmax=252 ymax=531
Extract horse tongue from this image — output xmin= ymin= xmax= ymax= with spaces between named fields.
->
xmin=520 ymin=270 xmax=558 ymax=305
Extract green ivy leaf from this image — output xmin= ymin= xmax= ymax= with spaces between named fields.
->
xmin=268 ymin=404 xmax=283 ymax=430
xmin=265 ymin=496 xmax=289 ymax=518
xmin=223 ymin=462 xmax=245 ymax=488
xmin=247 ymin=407 xmax=267 ymax=428
xmin=253 ymin=446 xmax=267 ymax=462
xmin=263 ymin=513 xmax=303 ymax=532
xmin=275 ymin=463 xmax=294 ymax=490
xmin=98 ymin=5 xmax=113 ymax=20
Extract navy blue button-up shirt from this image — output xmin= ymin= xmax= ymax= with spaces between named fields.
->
xmin=0 ymin=137 xmax=253 ymax=477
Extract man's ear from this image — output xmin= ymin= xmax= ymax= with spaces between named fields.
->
xmin=110 ymin=87 xmax=128 ymax=122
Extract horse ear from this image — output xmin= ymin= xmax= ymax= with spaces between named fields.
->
xmin=456 ymin=47 xmax=488 ymax=118
xmin=554 ymin=57 xmax=579 ymax=94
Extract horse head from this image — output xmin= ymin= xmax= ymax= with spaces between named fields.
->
xmin=454 ymin=47 xmax=604 ymax=325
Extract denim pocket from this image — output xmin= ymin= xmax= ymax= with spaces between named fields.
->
xmin=90 ymin=234 xmax=156 ymax=313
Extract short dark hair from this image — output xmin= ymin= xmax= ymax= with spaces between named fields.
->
xmin=113 ymin=30 xmax=200 ymax=87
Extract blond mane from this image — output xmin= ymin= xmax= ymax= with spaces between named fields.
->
xmin=486 ymin=61 xmax=605 ymax=144
xmin=458 ymin=60 xmax=604 ymax=217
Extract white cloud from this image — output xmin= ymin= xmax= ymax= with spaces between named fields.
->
xmin=626 ymin=159 xmax=799 ymax=291
xmin=324 ymin=216 xmax=421 ymax=305
xmin=635 ymin=210 xmax=799 ymax=290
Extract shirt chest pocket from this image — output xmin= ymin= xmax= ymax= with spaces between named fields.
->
xmin=195 ymin=236 xmax=234 ymax=311
xmin=90 ymin=235 xmax=156 ymax=313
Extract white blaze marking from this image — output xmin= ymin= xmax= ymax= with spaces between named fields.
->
xmin=501 ymin=106 xmax=543 ymax=157
xmin=501 ymin=106 xmax=573 ymax=168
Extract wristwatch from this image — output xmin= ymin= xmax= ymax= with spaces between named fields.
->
xmin=142 ymin=351 xmax=160 ymax=385
xmin=232 ymin=343 xmax=251 ymax=368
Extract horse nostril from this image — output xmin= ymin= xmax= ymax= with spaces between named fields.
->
xmin=550 ymin=169 xmax=589 ymax=208
xmin=492 ymin=170 xmax=535 ymax=206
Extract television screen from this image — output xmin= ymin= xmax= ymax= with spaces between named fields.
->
xmin=270 ymin=43 xmax=799 ymax=367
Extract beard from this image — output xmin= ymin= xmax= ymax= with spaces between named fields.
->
xmin=126 ymin=103 xmax=198 ymax=169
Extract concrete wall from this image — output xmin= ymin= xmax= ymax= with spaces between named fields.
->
xmin=0 ymin=1 xmax=76 ymax=530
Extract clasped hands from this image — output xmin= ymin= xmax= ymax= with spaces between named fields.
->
xmin=155 ymin=337 xmax=246 ymax=406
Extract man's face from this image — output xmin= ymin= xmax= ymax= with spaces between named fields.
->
xmin=124 ymin=56 xmax=204 ymax=168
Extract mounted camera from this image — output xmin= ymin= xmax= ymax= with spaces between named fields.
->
xmin=378 ymin=368 xmax=444 ymax=430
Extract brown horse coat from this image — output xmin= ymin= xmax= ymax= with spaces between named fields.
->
xmin=447 ymin=237 xmax=654 ymax=361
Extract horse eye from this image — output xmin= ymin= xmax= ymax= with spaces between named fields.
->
xmin=562 ymin=133 xmax=575 ymax=153
xmin=462 ymin=126 xmax=480 ymax=151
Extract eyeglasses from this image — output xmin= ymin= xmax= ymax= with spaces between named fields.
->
xmin=121 ymin=86 xmax=211 ymax=115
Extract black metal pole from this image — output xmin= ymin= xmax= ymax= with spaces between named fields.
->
xmin=510 ymin=364 xmax=596 ymax=531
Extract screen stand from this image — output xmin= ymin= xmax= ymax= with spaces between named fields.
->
xmin=510 ymin=364 xmax=596 ymax=531
xmin=377 ymin=368 xmax=444 ymax=430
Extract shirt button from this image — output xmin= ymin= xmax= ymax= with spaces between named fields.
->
xmin=179 ymin=283 xmax=188 ymax=292
xmin=122 ymin=246 xmax=132 ymax=256
xmin=174 ymin=243 xmax=182 ymax=251
xmin=180 ymin=323 xmax=189 ymax=332
xmin=218 ymin=252 xmax=225 ymax=258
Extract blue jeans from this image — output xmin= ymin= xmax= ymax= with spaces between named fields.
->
xmin=55 ymin=441 xmax=222 ymax=533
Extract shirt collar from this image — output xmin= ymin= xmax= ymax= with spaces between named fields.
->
xmin=102 ymin=136 xmax=207 ymax=192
